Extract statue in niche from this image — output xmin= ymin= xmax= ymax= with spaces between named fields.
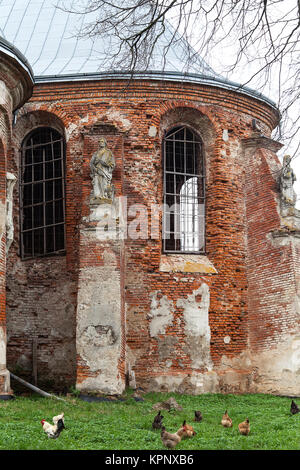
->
xmin=279 ymin=155 xmax=297 ymax=208
xmin=90 ymin=137 xmax=115 ymax=203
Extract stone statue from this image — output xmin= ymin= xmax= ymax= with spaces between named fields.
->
xmin=279 ymin=155 xmax=297 ymax=207
xmin=90 ymin=137 xmax=115 ymax=202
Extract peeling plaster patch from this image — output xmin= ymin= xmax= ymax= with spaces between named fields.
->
xmin=222 ymin=129 xmax=229 ymax=142
xmin=219 ymin=350 xmax=252 ymax=370
xmin=177 ymin=283 xmax=210 ymax=337
xmin=148 ymin=292 xmax=174 ymax=337
xmin=0 ymin=326 xmax=6 ymax=369
xmin=224 ymin=336 xmax=231 ymax=344
xmin=77 ymin=373 xmax=124 ymax=395
xmin=178 ymin=372 xmax=219 ymax=394
xmin=157 ymin=336 xmax=178 ymax=363
xmin=294 ymin=293 xmax=300 ymax=315
xmin=177 ymin=283 xmax=212 ymax=369
xmin=184 ymin=335 xmax=213 ymax=370
xmin=291 ymin=338 xmax=300 ymax=371
xmin=0 ymin=81 xmax=11 ymax=108
xmin=160 ymin=254 xmax=217 ymax=273
xmin=78 ymin=336 xmax=120 ymax=373
xmin=151 ymin=374 xmax=184 ymax=392
xmin=249 ymin=335 xmax=300 ymax=394
xmin=0 ymin=369 xmax=10 ymax=393
xmin=148 ymin=126 xmax=157 ymax=137
xmin=76 ymin=256 xmax=123 ymax=392
xmin=0 ymin=200 xmax=6 ymax=245
xmin=65 ymin=122 xmax=78 ymax=141
xmin=108 ymin=109 xmax=132 ymax=131
xmin=65 ymin=115 xmax=89 ymax=140
xmin=82 ymin=325 xmax=116 ymax=348
xmin=149 ymin=371 xmax=219 ymax=394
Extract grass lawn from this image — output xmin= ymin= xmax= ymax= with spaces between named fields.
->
xmin=0 ymin=391 xmax=299 ymax=450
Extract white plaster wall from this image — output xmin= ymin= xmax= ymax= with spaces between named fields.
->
xmin=250 ymin=334 xmax=300 ymax=395
xmin=76 ymin=248 xmax=124 ymax=395
xmin=177 ymin=283 xmax=213 ymax=369
xmin=0 ymin=80 xmax=12 ymax=109
xmin=0 ymin=326 xmax=6 ymax=370
xmin=148 ymin=292 xmax=174 ymax=337
xmin=0 ymin=199 xmax=6 ymax=376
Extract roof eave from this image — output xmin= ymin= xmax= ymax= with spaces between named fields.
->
xmin=34 ymin=69 xmax=279 ymax=113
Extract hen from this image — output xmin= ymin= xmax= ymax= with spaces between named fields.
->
xmin=194 ymin=411 xmax=202 ymax=422
xmin=238 ymin=418 xmax=250 ymax=436
xmin=221 ymin=410 xmax=233 ymax=428
xmin=290 ymin=400 xmax=300 ymax=415
xmin=41 ymin=413 xmax=65 ymax=439
xmin=152 ymin=410 xmax=164 ymax=430
xmin=160 ymin=425 xmax=186 ymax=449
xmin=181 ymin=420 xmax=196 ymax=438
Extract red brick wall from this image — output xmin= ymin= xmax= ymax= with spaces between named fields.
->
xmin=6 ymin=111 xmax=77 ymax=391
xmin=245 ymin=148 xmax=299 ymax=350
xmin=0 ymin=47 xmax=33 ymax=396
xmin=6 ymin=78 xmax=287 ymax=393
xmin=0 ymin=138 xmax=6 ymax=329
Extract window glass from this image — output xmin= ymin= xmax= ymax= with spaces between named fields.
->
xmin=163 ymin=126 xmax=205 ymax=253
xmin=20 ymin=128 xmax=66 ymax=258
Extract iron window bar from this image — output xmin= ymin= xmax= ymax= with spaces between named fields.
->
xmin=163 ymin=126 xmax=205 ymax=254
xmin=20 ymin=128 xmax=66 ymax=259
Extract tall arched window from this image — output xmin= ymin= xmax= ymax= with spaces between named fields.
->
xmin=20 ymin=127 xmax=66 ymax=259
xmin=163 ymin=126 xmax=205 ymax=253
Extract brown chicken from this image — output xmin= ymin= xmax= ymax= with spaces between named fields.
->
xmin=194 ymin=411 xmax=202 ymax=422
xmin=290 ymin=400 xmax=300 ymax=415
xmin=221 ymin=410 xmax=233 ymax=428
xmin=238 ymin=418 xmax=250 ymax=436
xmin=181 ymin=420 xmax=196 ymax=438
xmin=152 ymin=410 xmax=164 ymax=429
xmin=160 ymin=426 xmax=186 ymax=449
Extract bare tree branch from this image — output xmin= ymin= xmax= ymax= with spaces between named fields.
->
xmin=59 ymin=0 xmax=300 ymax=156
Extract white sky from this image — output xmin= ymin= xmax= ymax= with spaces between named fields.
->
xmin=168 ymin=0 xmax=300 ymax=208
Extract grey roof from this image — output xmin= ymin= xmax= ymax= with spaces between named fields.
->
xmin=0 ymin=0 xmax=218 ymax=79
xmin=0 ymin=0 xmax=278 ymax=111
xmin=0 ymin=35 xmax=33 ymax=82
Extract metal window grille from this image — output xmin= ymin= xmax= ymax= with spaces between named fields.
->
xmin=20 ymin=127 xmax=66 ymax=259
xmin=163 ymin=126 xmax=205 ymax=253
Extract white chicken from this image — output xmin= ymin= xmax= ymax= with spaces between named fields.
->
xmin=41 ymin=412 xmax=65 ymax=439
xmin=52 ymin=412 xmax=65 ymax=426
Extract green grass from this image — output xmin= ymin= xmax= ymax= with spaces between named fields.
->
xmin=0 ymin=391 xmax=299 ymax=450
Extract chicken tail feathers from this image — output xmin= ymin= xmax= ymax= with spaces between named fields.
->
xmin=56 ymin=418 xmax=65 ymax=432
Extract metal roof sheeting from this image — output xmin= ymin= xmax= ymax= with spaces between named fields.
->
xmin=0 ymin=0 xmax=218 ymax=79
xmin=0 ymin=0 xmax=278 ymax=111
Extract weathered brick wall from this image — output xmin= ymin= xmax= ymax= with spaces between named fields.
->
xmin=8 ymin=77 xmax=299 ymax=395
xmin=0 ymin=45 xmax=33 ymax=396
xmin=6 ymin=256 xmax=77 ymax=391
xmin=0 ymin=85 xmax=11 ymax=396
xmin=6 ymin=110 xmax=79 ymax=391
xmin=244 ymin=146 xmax=300 ymax=394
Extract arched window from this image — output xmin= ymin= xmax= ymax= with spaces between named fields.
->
xmin=163 ymin=126 xmax=205 ymax=253
xmin=20 ymin=127 xmax=66 ymax=259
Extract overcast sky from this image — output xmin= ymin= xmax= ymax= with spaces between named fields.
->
xmin=167 ymin=1 xmax=300 ymax=208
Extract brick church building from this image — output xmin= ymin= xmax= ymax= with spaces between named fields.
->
xmin=0 ymin=1 xmax=300 ymax=398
